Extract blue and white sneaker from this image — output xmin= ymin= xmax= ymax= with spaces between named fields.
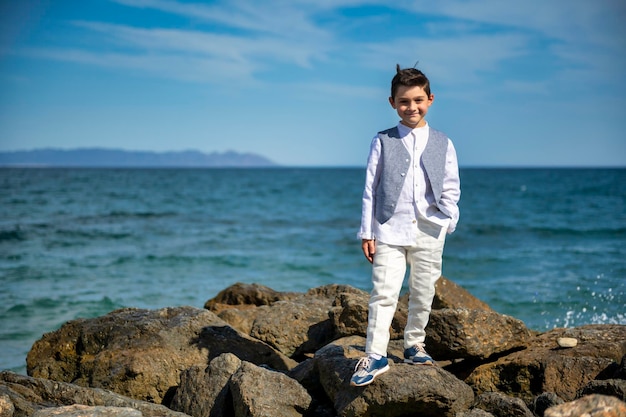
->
xmin=404 ymin=344 xmax=435 ymax=365
xmin=350 ymin=356 xmax=390 ymax=387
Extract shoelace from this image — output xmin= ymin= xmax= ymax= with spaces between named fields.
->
xmin=354 ymin=357 xmax=371 ymax=372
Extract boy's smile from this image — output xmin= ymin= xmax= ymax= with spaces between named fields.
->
xmin=389 ymin=85 xmax=433 ymax=129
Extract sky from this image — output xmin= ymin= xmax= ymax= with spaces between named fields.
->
xmin=1 ymin=0 xmax=625 ymax=167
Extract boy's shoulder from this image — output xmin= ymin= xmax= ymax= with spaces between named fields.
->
xmin=377 ymin=126 xmax=400 ymax=138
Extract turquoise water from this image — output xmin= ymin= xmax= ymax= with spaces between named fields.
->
xmin=1 ymin=167 xmax=625 ymax=374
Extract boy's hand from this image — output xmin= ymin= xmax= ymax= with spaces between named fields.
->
xmin=361 ymin=239 xmax=376 ymax=263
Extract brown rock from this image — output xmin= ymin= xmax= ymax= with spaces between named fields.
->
xmin=229 ymin=361 xmax=311 ymax=417
xmin=433 ymin=276 xmax=493 ymax=311
xmin=329 ymin=290 xmax=407 ymax=341
xmin=32 ymin=404 xmax=142 ymax=417
xmin=26 ymin=306 xmax=295 ymax=404
xmin=250 ymin=298 xmax=334 ymax=358
xmin=314 ymin=336 xmax=474 ymax=417
xmin=0 ymin=371 xmax=190 ymax=417
xmin=426 ymin=308 xmax=532 ymax=360
xmin=465 ymin=325 xmax=626 ymax=402
xmin=204 ymin=282 xmax=299 ymax=312
xmin=544 ymin=394 xmax=626 ymax=417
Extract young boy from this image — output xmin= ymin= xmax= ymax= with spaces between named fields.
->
xmin=350 ymin=64 xmax=460 ymax=387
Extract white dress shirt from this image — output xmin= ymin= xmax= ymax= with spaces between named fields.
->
xmin=358 ymin=123 xmax=460 ymax=246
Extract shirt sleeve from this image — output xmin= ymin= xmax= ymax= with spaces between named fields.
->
xmin=357 ymin=136 xmax=382 ymax=240
xmin=439 ymin=139 xmax=461 ymax=234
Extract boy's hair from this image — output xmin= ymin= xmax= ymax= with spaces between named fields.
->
xmin=390 ymin=64 xmax=431 ymax=99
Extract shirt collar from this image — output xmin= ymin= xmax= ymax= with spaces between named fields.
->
xmin=397 ymin=122 xmax=429 ymax=137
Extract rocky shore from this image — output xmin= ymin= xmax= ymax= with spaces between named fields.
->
xmin=1 ymin=277 xmax=624 ymax=417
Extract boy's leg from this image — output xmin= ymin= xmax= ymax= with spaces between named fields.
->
xmin=404 ymin=221 xmax=446 ymax=349
xmin=365 ymin=242 xmax=407 ymax=356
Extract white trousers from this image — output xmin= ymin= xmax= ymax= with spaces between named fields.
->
xmin=365 ymin=220 xmax=446 ymax=356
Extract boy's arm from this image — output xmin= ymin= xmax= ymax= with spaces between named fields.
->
xmin=440 ymin=140 xmax=461 ymax=233
xmin=357 ymin=136 xmax=382 ymax=241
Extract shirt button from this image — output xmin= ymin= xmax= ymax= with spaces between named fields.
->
xmin=412 ymin=220 xmax=417 ymax=224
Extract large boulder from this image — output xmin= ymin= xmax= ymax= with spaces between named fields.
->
xmin=465 ymin=325 xmax=626 ymax=402
xmin=0 ymin=371 xmax=191 ymax=417
xmin=314 ymin=336 xmax=474 ymax=417
xmin=544 ymin=394 xmax=626 ymax=417
xmin=432 ymin=276 xmax=493 ymax=311
xmin=170 ymin=353 xmax=242 ymax=417
xmin=472 ymin=391 xmax=534 ymax=417
xmin=229 ymin=361 xmax=312 ymax=417
xmin=426 ymin=308 xmax=532 ymax=360
xmin=208 ymin=284 xmax=366 ymax=359
xmin=26 ymin=306 xmax=295 ymax=404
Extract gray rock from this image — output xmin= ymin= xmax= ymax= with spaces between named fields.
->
xmin=578 ymin=379 xmax=626 ymax=402
xmin=473 ymin=391 xmax=534 ymax=417
xmin=229 ymin=361 xmax=311 ymax=417
xmin=314 ymin=336 xmax=474 ymax=417
xmin=170 ymin=353 xmax=242 ymax=417
xmin=532 ymin=392 xmax=565 ymax=417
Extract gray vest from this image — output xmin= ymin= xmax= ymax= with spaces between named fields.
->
xmin=375 ymin=126 xmax=449 ymax=224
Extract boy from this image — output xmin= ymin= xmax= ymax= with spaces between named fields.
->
xmin=350 ymin=64 xmax=460 ymax=387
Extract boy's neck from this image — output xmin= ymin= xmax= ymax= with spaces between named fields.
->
xmin=400 ymin=120 xmax=428 ymax=129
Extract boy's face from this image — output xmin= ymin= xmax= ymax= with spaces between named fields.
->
xmin=389 ymin=85 xmax=433 ymax=129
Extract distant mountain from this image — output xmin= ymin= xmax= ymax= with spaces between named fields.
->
xmin=0 ymin=148 xmax=278 ymax=168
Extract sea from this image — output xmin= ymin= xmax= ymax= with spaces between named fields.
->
xmin=1 ymin=167 xmax=625 ymax=374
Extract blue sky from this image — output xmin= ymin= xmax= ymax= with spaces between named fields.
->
xmin=1 ymin=0 xmax=625 ymax=167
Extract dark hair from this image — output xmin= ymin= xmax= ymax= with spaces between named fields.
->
xmin=390 ymin=64 xmax=431 ymax=99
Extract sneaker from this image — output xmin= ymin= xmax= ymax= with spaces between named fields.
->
xmin=350 ymin=356 xmax=390 ymax=387
xmin=404 ymin=344 xmax=434 ymax=365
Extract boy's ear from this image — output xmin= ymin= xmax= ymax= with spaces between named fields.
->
xmin=388 ymin=96 xmax=396 ymax=108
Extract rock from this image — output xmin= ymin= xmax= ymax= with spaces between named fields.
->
xmin=465 ymin=325 xmax=626 ymax=402
xmin=215 ymin=284 xmax=367 ymax=360
xmin=204 ymin=282 xmax=299 ymax=312
xmin=557 ymin=337 xmax=578 ymax=348
xmin=314 ymin=336 xmax=474 ymax=417
xmin=578 ymin=379 xmax=626 ymax=401
xmin=531 ymin=392 xmax=565 ymax=417
xmin=229 ymin=361 xmax=311 ymax=417
xmin=0 ymin=394 xmax=15 ymax=417
xmin=328 ymin=289 xmax=407 ymax=341
xmin=544 ymin=394 xmax=626 ymax=417
xmin=197 ymin=325 xmax=297 ymax=370
xmin=426 ymin=308 xmax=532 ymax=361
xmin=616 ymin=355 xmax=626 ymax=379
xmin=457 ymin=410 xmax=495 ymax=417
xmin=249 ymin=298 xmax=334 ymax=358
xmin=473 ymin=391 xmax=534 ymax=417
xmin=32 ymin=404 xmax=142 ymax=417
xmin=432 ymin=276 xmax=493 ymax=311
xmin=26 ymin=306 xmax=295 ymax=404
xmin=170 ymin=353 xmax=242 ymax=417
xmin=0 ymin=371 xmax=191 ymax=417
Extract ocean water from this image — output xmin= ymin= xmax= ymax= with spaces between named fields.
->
xmin=1 ymin=167 xmax=625 ymax=374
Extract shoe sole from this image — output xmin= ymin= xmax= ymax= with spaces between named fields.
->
xmin=349 ymin=364 xmax=390 ymax=387
xmin=403 ymin=358 xmax=435 ymax=365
